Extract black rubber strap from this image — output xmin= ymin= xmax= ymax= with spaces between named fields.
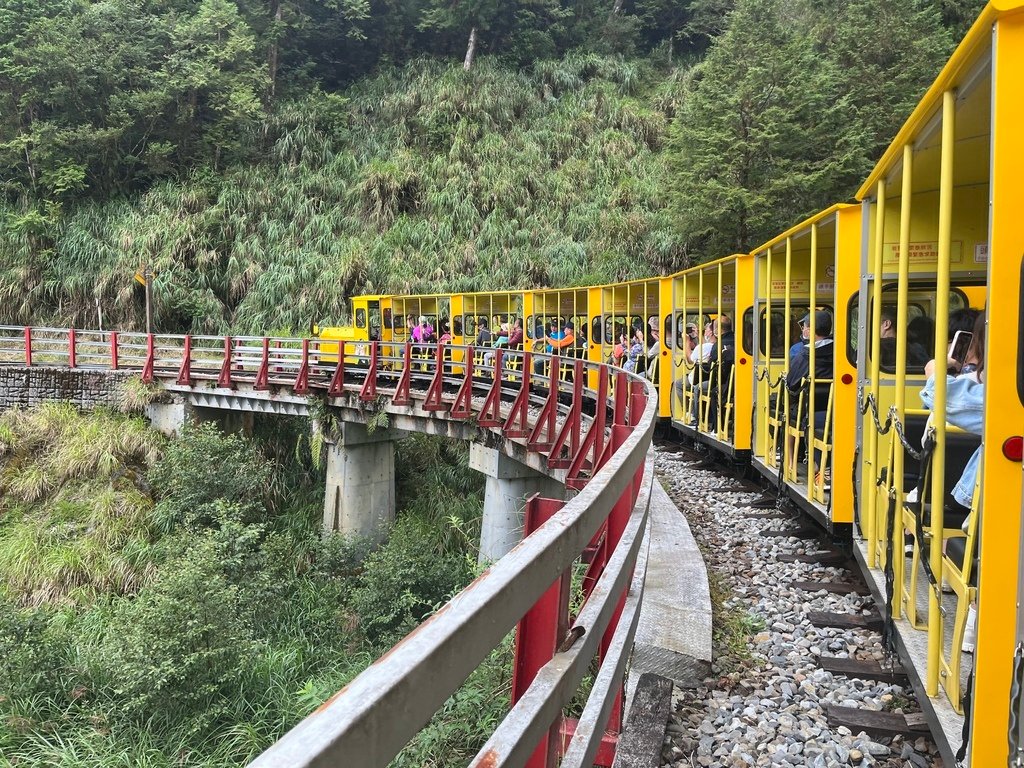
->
xmin=1005 ymin=645 xmax=1024 ymax=767
xmin=912 ymin=434 xmax=939 ymax=589
xmin=883 ymin=489 xmax=898 ymax=655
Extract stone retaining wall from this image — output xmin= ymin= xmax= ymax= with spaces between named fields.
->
xmin=0 ymin=366 xmax=134 ymax=412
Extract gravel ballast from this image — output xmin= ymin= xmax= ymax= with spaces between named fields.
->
xmin=654 ymin=443 xmax=941 ymax=768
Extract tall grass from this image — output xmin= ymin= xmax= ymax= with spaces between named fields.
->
xmin=0 ymin=53 xmax=687 ymax=334
xmin=0 ymin=405 xmax=162 ymax=606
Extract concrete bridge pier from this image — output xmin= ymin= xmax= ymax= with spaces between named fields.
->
xmin=323 ymin=422 xmax=402 ymax=543
xmin=469 ymin=443 xmax=564 ymax=564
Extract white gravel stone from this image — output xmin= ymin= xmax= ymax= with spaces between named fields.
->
xmin=653 ymin=442 xmax=940 ymax=768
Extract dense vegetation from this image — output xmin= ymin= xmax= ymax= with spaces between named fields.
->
xmin=0 ymin=0 xmax=982 ymax=334
xmin=0 ymin=0 xmax=988 ymax=763
xmin=0 ymin=403 xmax=499 ymax=766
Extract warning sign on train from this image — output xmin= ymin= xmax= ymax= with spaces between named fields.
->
xmin=882 ymin=241 xmax=963 ymax=265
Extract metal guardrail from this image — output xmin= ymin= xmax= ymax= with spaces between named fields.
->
xmin=0 ymin=325 xmax=659 ymax=768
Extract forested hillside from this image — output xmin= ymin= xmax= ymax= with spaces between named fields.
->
xmin=0 ymin=0 xmax=982 ymax=334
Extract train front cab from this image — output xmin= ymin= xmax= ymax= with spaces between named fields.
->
xmin=852 ymin=5 xmax=1024 ymax=764
xmin=669 ymin=255 xmax=753 ymax=456
xmin=748 ymin=206 xmax=860 ymax=532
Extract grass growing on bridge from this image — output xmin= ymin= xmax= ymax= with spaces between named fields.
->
xmin=0 ymin=407 xmax=509 ymax=766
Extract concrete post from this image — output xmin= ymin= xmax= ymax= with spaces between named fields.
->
xmin=145 ymin=399 xmax=195 ymax=436
xmin=469 ymin=443 xmax=564 ymax=563
xmin=323 ymin=422 xmax=400 ymax=542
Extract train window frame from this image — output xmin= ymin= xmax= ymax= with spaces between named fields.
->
xmin=356 ymin=309 xmax=367 ymax=329
xmin=1019 ymin=256 xmax=1024 ymax=405
xmin=383 ymin=308 xmax=393 ymax=329
xmin=745 ymin=304 xmax=831 ymax=359
xmin=592 ymin=317 xmax=603 ymax=347
xmin=846 ymin=282 xmax=971 ymax=374
xmin=663 ymin=314 xmax=672 ymax=349
xmin=453 ymin=316 xmax=463 ymax=336
xmin=603 ymin=315 xmax=640 ymax=345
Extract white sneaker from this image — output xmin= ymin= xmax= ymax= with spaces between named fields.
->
xmin=962 ymin=604 xmax=977 ymax=654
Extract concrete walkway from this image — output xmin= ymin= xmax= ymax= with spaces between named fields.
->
xmin=630 ymin=478 xmax=713 ymax=692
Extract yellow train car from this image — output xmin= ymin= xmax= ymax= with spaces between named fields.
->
xmin=669 ymin=255 xmax=753 ymax=452
xmin=850 ymin=4 xmax=1024 ymax=765
xmin=747 ymin=205 xmax=861 ymax=530
xmin=595 ymin=277 xmax=673 ymax=417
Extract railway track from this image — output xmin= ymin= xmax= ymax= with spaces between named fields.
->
xmin=653 ymin=439 xmax=941 ymax=768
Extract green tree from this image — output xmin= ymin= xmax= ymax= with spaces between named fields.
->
xmin=667 ymin=0 xmax=859 ymax=257
xmin=815 ymin=0 xmax=953 ymax=172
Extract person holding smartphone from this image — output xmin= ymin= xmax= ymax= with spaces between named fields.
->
xmin=920 ymin=310 xmax=986 ymax=652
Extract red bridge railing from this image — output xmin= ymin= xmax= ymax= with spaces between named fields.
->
xmin=0 ymin=325 xmax=658 ymax=767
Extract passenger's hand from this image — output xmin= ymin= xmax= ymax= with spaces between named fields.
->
xmin=924 ymin=359 xmax=936 ymax=377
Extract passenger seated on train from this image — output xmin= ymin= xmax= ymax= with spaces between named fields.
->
xmin=623 ymin=327 xmax=645 ymax=374
xmin=919 ymin=311 xmax=985 ymax=652
xmin=689 ymin=316 xmax=734 ymax=430
xmin=412 ymin=315 xmax=434 ymax=344
xmin=673 ymin=321 xmax=715 ymax=423
xmin=906 ymin=315 xmax=934 ymax=367
xmin=482 ymin=317 xmax=523 ymax=368
xmin=475 ymin=318 xmax=493 ymax=347
xmin=536 ymin=319 xmax=575 ymax=375
xmin=878 ymin=307 xmax=897 ymax=368
xmin=646 ymin=317 xmax=661 ymax=381
xmin=785 ymin=311 xmax=833 ymax=487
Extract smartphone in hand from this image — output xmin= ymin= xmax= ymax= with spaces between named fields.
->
xmin=950 ymin=330 xmax=973 ymax=366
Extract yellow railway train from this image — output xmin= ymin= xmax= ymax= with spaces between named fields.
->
xmin=310 ymin=3 xmax=1023 ymax=763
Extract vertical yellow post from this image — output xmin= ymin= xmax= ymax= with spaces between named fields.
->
xmin=925 ymin=90 xmax=955 ymax=697
xmin=891 ymin=144 xmax=913 ymax=620
xmin=807 ymin=224 xmax=819 ymax=499
xmin=783 ymin=239 xmax=792 ymax=475
xmin=716 ymin=262 xmax=724 ymax=437
xmin=697 ymin=270 xmax=705 ymax=430
xmin=974 ymin=15 xmax=1024 ymax=764
xmin=867 ymin=180 xmax=886 ymax=566
xmin=770 ymin=246 xmax=774 ymax=444
xmin=678 ymin=274 xmax=688 ymax=422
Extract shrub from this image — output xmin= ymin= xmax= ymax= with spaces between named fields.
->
xmin=149 ymin=422 xmax=271 ymax=533
xmin=98 ymin=540 xmax=254 ymax=734
xmin=351 ymin=516 xmax=472 ymax=649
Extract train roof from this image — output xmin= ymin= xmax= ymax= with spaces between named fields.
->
xmin=749 ymin=203 xmax=855 ymax=256
xmin=856 ymin=0 xmax=1024 ymax=200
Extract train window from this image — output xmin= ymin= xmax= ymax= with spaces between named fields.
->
xmin=851 ymin=284 xmax=970 ymax=374
xmin=605 ymin=316 xmax=634 ymax=344
xmin=663 ymin=315 xmax=672 ymax=349
xmin=383 ymin=308 xmax=393 ymax=329
xmin=356 ymin=309 xmax=366 ymax=329
xmin=463 ymin=315 xmax=477 ymax=338
xmin=674 ymin=314 xmax=688 ymax=350
xmin=750 ymin=305 xmax=828 ymax=358
xmin=453 ymin=316 xmax=463 ymax=336
xmin=742 ymin=308 xmax=754 ymax=356
xmin=1019 ymin=257 xmax=1024 ymax=404
xmin=592 ymin=317 xmax=603 ymax=346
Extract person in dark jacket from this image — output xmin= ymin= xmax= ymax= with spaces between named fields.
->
xmin=786 ymin=310 xmax=834 ymax=485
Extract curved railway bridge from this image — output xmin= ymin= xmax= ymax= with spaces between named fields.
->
xmin=0 ymin=325 xmax=707 ymax=768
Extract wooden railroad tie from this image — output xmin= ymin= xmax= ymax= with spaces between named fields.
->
xmin=790 ymin=580 xmax=866 ymax=596
xmin=818 ymin=656 xmax=908 ymax=684
xmin=611 ymin=672 xmax=674 ymax=768
xmin=776 ymin=551 xmax=849 ymax=566
xmin=762 ymin=527 xmax=820 ymax=539
xmin=807 ymin=610 xmax=884 ymax=633
xmin=711 ymin=484 xmax=761 ymax=494
xmin=825 ymin=705 xmax=930 ymax=740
